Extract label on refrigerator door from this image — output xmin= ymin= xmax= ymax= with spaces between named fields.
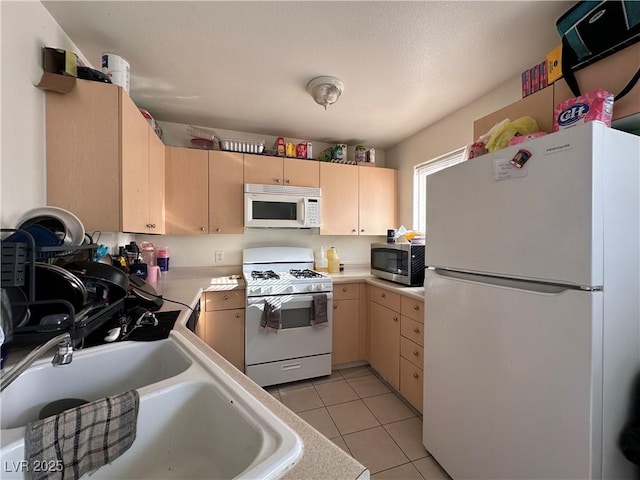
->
xmin=493 ymin=157 xmax=528 ymax=181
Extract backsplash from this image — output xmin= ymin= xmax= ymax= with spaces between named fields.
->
xmin=134 ymin=230 xmax=382 ymax=268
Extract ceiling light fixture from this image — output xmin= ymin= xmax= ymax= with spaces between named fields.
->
xmin=306 ymin=76 xmax=344 ymax=110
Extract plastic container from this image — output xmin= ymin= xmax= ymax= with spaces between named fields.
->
xmin=157 ymin=246 xmax=170 ymax=272
xmin=140 ymin=241 xmax=156 ymax=266
xmin=186 ymin=125 xmax=217 ymax=141
xmin=327 ymin=247 xmax=340 ymax=274
xmin=315 ymin=247 xmax=328 ymax=273
xmin=101 ymin=53 xmax=130 ymax=92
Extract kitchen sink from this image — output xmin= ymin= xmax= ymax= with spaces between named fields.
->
xmin=0 ymin=335 xmax=302 ymax=479
xmin=0 ymin=338 xmax=192 ymax=429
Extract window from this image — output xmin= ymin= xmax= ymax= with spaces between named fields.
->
xmin=413 ymin=146 xmax=468 ymax=233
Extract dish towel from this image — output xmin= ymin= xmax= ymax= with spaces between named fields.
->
xmin=310 ymin=293 xmax=328 ymax=327
xmin=25 ymin=390 xmax=139 ymax=480
xmin=261 ymin=299 xmax=281 ymax=332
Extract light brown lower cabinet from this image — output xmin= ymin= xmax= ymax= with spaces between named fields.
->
xmin=198 ymin=291 xmax=245 ymax=371
xmin=400 ymin=357 xmax=423 ymax=413
xmin=369 ymin=300 xmax=400 ymax=390
xmin=368 ymin=284 xmax=425 ymax=411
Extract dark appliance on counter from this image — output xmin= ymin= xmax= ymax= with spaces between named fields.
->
xmin=370 ymin=243 xmax=425 ymax=286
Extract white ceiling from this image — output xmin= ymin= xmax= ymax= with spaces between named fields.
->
xmin=42 ymin=1 xmax=573 ymax=149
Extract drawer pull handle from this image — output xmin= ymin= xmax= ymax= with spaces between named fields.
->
xmin=393 ymin=316 xmax=398 ymax=322
xmin=223 ymin=295 xmax=229 ymax=300
xmin=334 ymin=304 xmax=338 ymax=309
xmin=235 ymin=313 xmax=241 ymax=318
xmin=413 ymin=350 xmax=419 ymax=356
xmin=413 ymin=372 xmax=419 ymax=379
xmin=413 ymin=327 xmax=420 ymax=334
xmin=414 ymin=305 xmax=420 ymax=311
xmin=342 ymin=287 xmax=348 ymax=292
xmin=282 ymin=362 xmax=301 ymax=371
xmin=216 ymin=228 xmax=221 ymax=232
xmin=381 ymin=293 xmax=386 ymax=298
xmin=275 ymin=178 xmax=281 ymax=183
xmin=200 ymin=227 xmax=206 ymax=231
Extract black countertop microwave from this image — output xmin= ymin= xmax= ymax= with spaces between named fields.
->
xmin=370 ymin=243 xmax=425 ymax=286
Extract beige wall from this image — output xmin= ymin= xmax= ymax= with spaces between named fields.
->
xmin=386 ymin=76 xmax=522 ymax=227
xmin=0 ymin=1 xmax=90 ymax=227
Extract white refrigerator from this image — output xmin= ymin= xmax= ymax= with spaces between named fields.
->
xmin=422 ymin=122 xmax=640 ymax=479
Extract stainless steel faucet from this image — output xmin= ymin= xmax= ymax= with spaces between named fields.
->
xmin=0 ymin=333 xmax=73 ymax=393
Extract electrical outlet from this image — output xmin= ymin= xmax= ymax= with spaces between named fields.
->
xmin=215 ymin=251 xmax=224 ymax=263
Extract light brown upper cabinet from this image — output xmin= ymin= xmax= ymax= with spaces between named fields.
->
xmin=320 ymin=163 xmax=397 ymax=236
xmin=46 ymin=79 xmax=165 ymax=234
xmin=165 ymin=148 xmax=244 ymax=235
xmin=244 ymin=155 xmax=319 ymax=187
xmin=358 ymin=166 xmax=398 ymax=235
xmin=209 ymin=151 xmax=244 ymax=234
xmin=165 ymin=147 xmax=209 ymax=235
xmin=320 ymin=162 xmax=359 ymax=235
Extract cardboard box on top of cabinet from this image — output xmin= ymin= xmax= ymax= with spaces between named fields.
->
xmin=547 ymin=44 xmax=563 ymax=84
xmin=473 ymin=87 xmax=555 ymax=141
xmin=36 ymin=47 xmax=77 ymax=94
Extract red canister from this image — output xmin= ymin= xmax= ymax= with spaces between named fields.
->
xmin=296 ymin=142 xmax=307 ymax=159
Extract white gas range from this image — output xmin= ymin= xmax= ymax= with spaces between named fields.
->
xmin=242 ymin=247 xmax=333 ymax=387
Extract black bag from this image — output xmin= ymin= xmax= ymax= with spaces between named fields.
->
xmin=557 ymin=0 xmax=640 ymax=98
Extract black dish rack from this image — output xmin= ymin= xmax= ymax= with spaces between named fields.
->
xmin=1 ymin=228 xmax=124 ymax=346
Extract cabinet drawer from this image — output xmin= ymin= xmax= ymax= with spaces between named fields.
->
xmin=400 ymin=316 xmax=424 ymax=347
xmin=401 ymin=296 xmax=423 ymax=323
xmin=369 ymin=285 xmax=400 ymax=312
xmin=400 ymin=336 xmax=424 ymax=369
xmin=400 ymin=357 xmax=423 ymax=413
xmin=333 ymin=282 xmax=360 ymax=301
xmin=205 ymin=290 xmax=245 ymax=311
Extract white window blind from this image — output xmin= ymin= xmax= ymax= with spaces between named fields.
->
xmin=413 ymin=146 xmax=468 ymax=233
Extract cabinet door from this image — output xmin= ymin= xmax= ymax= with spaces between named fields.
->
xmin=332 ymin=298 xmax=360 ymax=365
xmin=283 ymin=158 xmax=319 ymax=187
xmin=203 ymin=308 xmax=245 ymax=371
xmin=244 ymin=154 xmax=283 ymax=185
xmin=120 ymin=92 xmax=151 ymax=233
xmin=369 ymin=301 xmax=400 ymax=389
xmin=209 ymin=151 xmax=244 ymax=234
xmin=165 ymin=147 xmax=209 ymax=234
xmin=148 ymin=127 xmax=166 ymax=234
xmin=46 ymin=81 xmax=121 ymax=232
xmin=400 ymin=357 xmax=423 ymax=412
xmin=358 ymin=167 xmax=398 ymax=235
xmin=319 ymin=162 xmax=359 ymax=235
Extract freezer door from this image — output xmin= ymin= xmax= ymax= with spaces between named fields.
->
xmin=426 ymin=122 xmax=605 ymax=286
xmin=423 ymin=269 xmax=606 ymax=479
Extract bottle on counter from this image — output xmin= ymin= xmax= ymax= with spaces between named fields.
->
xmin=315 ymin=246 xmax=328 ymax=273
xmin=327 ymin=247 xmax=340 ymax=274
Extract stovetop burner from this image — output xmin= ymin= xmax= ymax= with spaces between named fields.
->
xmin=289 ymin=269 xmax=323 ymax=279
xmin=251 ymin=270 xmax=280 ymax=280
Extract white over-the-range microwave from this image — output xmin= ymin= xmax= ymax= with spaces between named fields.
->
xmin=244 ymin=183 xmax=322 ymax=228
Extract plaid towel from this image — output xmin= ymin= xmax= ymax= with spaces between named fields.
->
xmin=260 ymin=299 xmax=281 ymax=332
xmin=25 ymin=390 xmax=139 ymax=480
xmin=310 ymin=293 xmax=328 ymax=327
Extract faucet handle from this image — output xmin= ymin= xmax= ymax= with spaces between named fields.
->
xmin=52 ymin=337 xmax=73 ymax=366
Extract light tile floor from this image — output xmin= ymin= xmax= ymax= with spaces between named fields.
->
xmin=264 ymin=366 xmax=453 ymax=479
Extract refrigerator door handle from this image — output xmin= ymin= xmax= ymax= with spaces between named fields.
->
xmin=431 ymin=268 xmax=590 ymax=294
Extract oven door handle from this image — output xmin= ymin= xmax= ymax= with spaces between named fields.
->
xmin=247 ymin=292 xmax=333 ymax=308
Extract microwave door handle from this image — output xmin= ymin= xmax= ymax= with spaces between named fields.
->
xmin=299 ymin=198 xmax=306 ymax=225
